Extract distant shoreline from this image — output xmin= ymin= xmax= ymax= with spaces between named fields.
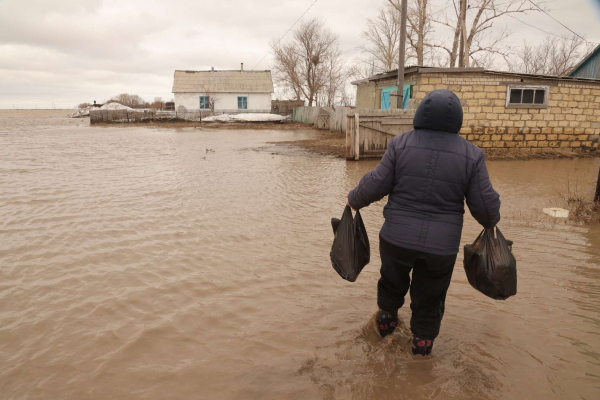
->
xmin=90 ymin=120 xmax=313 ymax=131
xmin=4 ymin=109 xmax=596 ymax=161
xmin=92 ymin=119 xmax=600 ymax=161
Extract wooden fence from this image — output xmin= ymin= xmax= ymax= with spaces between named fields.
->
xmin=331 ymin=107 xmax=350 ymax=132
xmin=293 ymin=106 xmax=352 ymax=133
xmin=90 ymin=109 xmax=212 ymax=124
xmin=293 ymin=106 xmax=322 ymax=126
xmin=293 ymin=106 xmax=418 ymax=135
xmin=346 ymin=109 xmax=415 ymax=160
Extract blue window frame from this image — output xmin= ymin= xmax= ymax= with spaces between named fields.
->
xmin=237 ymin=96 xmax=248 ymax=110
xmin=381 ymin=85 xmax=411 ymax=110
xmin=199 ymin=96 xmax=210 ymax=109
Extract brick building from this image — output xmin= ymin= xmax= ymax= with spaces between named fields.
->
xmin=353 ymin=67 xmax=600 ymax=152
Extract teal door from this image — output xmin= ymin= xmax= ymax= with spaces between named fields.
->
xmin=381 ymin=86 xmax=396 ymax=110
xmin=381 ymin=85 xmax=411 ymax=110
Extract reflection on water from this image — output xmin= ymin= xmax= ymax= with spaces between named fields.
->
xmin=1 ymin=110 xmax=599 ymax=399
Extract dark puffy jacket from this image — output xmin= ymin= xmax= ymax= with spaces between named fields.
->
xmin=348 ymin=89 xmax=500 ymax=256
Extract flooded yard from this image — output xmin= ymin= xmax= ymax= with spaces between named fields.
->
xmin=1 ymin=110 xmax=599 ymax=399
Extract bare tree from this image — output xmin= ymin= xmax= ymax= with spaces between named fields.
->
xmin=208 ymin=96 xmax=219 ymax=111
xmin=388 ymin=0 xmax=433 ymax=66
xmin=271 ymin=18 xmax=340 ymax=106
xmin=361 ymin=4 xmax=404 ymax=71
xmin=348 ymin=56 xmax=381 ymax=81
xmin=206 ymin=90 xmax=221 ymax=111
xmin=338 ymin=85 xmax=356 ymax=107
xmin=322 ymin=46 xmax=349 ymax=107
xmin=110 ymin=93 xmax=146 ymax=108
xmin=432 ymin=0 xmax=549 ymax=68
xmin=271 ymin=41 xmax=304 ymax=101
xmin=508 ymin=35 xmax=592 ymax=76
xmin=151 ymin=96 xmax=164 ymax=110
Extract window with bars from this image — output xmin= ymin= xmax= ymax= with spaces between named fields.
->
xmin=238 ymin=96 xmax=248 ymax=110
xmin=199 ymin=96 xmax=210 ymax=109
xmin=505 ymin=85 xmax=549 ymax=108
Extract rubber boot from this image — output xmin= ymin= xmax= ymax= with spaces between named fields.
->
xmin=376 ymin=309 xmax=398 ymax=338
xmin=411 ymin=337 xmax=434 ymax=356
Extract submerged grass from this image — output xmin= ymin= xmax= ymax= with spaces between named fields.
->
xmin=565 ymin=196 xmax=600 ymax=225
xmin=560 ymin=181 xmax=600 ymax=225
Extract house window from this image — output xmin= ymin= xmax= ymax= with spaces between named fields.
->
xmin=238 ymin=96 xmax=248 ymax=110
xmin=505 ymin=85 xmax=549 ymax=108
xmin=199 ymin=96 xmax=211 ymax=109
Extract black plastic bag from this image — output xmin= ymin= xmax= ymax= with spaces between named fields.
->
xmin=463 ymin=227 xmax=517 ymax=300
xmin=329 ymin=206 xmax=370 ymax=282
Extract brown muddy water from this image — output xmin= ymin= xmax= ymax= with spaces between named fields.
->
xmin=1 ymin=110 xmax=600 ymax=400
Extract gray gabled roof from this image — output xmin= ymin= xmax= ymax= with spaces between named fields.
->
xmin=172 ymin=70 xmax=274 ymax=93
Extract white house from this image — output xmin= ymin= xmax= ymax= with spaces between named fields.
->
xmin=171 ymin=64 xmax=274 ymax=113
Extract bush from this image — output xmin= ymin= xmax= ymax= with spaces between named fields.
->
xmin=563 ymin=183 xmax=600 ymax=225
xmin=110 ymin=94 xmax=147 ymax=108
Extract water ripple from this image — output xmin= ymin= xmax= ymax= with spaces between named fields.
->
xmin=1 ymin=110 xmax=599 ymax=399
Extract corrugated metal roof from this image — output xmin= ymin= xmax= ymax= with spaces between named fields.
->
xmin=355 ymin=66 xmax=600 ymax=84
xmin=172 ymin=70 xmax=274 ymax=93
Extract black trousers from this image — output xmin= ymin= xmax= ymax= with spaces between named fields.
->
xmin=377 ymin=235 xmax=457 ymax=340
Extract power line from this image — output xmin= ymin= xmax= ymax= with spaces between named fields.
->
xmin=430 ymin=3 xmax=457 ymax=18
xmin=345 ymin=4 xmax=455 ymax=58
xmin=251 ymin=0 xmax=319 ymax=70
xmin=340 ymin=46 xmax=363 ymax=55
xmin=505 ymin=14 xmax=565 ymax=39
xmin=347 ymin=4 xmax=454 ymax=58
xmin=527 ymin=0 xmax=593 ymax=44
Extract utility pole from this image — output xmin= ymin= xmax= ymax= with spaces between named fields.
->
xmin=397 ymin=0 xmax=408 ymax=109
xmin=458 ymin=0 xmax=466 ymax=67
xmin=462 ymin=0 xmax=470 ymax=67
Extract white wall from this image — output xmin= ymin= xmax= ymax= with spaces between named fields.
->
xmin=174 ymin=92 xmax=272 ymax=113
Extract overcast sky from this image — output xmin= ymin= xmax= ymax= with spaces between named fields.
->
xmin=1 ymin=0 xmax=599 ymax=109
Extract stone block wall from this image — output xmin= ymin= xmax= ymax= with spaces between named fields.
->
xmin=354 ymin=73 xmax=420 ymax=110
xmin=411 ymin=72 xmax=600 ymax=152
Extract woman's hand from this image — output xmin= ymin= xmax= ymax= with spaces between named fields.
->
xmin=347 ymin=193 xmax=356 ymax=211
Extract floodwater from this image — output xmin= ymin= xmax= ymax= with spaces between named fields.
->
xmin=1 ymin=110 xmax=600 ymax=400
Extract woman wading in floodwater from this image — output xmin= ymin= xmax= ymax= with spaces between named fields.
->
xmin=347 ymin=90 xmax=501 ymax=356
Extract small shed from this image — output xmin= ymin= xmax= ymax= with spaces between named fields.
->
xmin=172 ymin=64 xmax=274 ymax=113
xmin=352 ymin=67 xmax=600 ymax=153
xmin=570 ymin=45 xmax=600 ymax=79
